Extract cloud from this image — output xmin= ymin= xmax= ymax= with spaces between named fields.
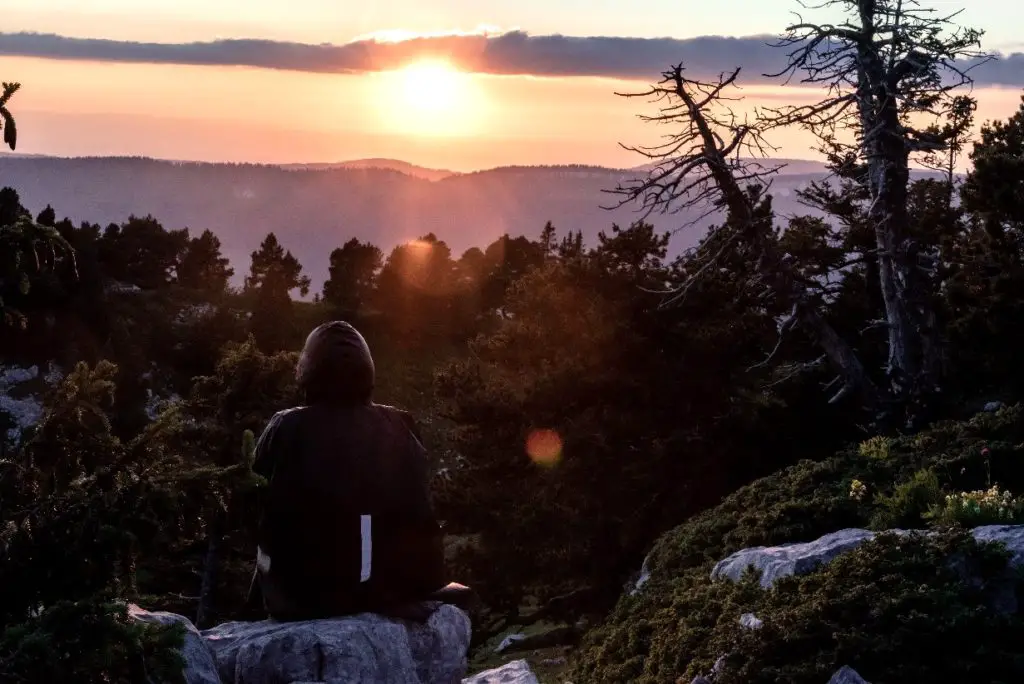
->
xmin=1 ymin=30 xmax=1022 ymax=87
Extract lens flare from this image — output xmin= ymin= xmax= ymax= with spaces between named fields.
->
xmin=526 ymin=428 xmax=562 ymax=466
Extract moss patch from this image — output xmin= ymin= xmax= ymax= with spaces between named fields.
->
xmin=573 ymin=406 xmax=1024 ymax=683
xmin=469 ymin=621 xmax=574 ymax=684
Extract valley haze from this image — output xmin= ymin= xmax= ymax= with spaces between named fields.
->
xmin=0 ymin=154 xmax=943 ymax=292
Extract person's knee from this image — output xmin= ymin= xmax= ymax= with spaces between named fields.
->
xmin=430 ymin=582 xmax=479 ymax=611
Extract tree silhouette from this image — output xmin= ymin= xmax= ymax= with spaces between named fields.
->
xmin=177 ymin=229 xmax=233 ymax=295
xmin=321 ymin=238 xmax=383 ymax=320
xmin=0 ymin=82 xmax=20 ymax=150
xmin=245 ymin=233 xmax=310 ymax=351
xmin=480 ymin=235 xmax=544 ymax=311
xmin=97 ymin=216 xmax=188 ymax=290
xmin=761 ymin=0 xmax=990 ymax=418
xmin=35 ymin=205 xmax=56 ymax=228
xmin=375 ymin=233 xmax=457 ymax=341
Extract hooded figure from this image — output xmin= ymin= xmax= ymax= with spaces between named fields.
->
xmin=249 ymin=321 xmax=465 ymax=621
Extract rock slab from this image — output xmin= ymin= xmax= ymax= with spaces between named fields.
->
xmin=828 ymin=665 xmax=870 ymax=683
xmin=711 ymin=528 xmax=878 ymax=588
xmin=128 ymin=605 xmax=220 ymax=684
xmin=463 ymin=659 xmax=540 ymax=684
xmin=131 ymin=603 xmax=471 ymax=684
xmin=712 ymin=525 xmax=1024 ymax=589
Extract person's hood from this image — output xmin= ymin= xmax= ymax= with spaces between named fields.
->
xmin=296 ymin=321 xmax=375 ymax=405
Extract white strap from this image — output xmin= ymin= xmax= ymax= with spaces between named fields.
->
xmin=360 ymin=514 xmax=372 ymax=583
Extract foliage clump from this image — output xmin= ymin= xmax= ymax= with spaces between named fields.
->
xmin=575 ymin=529 xmax=1024 ymax=684
xmin=0 ymin=597 xmax=186 ymax=684
xmin=870 ymin=468 xmax=942 ymax=529
xmin=573 ymin=405 xmax=1024 ymax=682
xmin=930 ymin=485 xmax=1024 ymax=527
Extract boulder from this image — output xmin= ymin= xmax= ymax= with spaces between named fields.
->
xmin=711 ymin=528 xmax=878 ymax=588
xmin=131 ymin=603 xmax=471 ymax=684
xmin=738 ymin=613 xmax=762 ymax=630
xmin=972 ymin=525 xmax=1024 ymax=566
xmin=494 ymin=633 xmax=526 ymax=654
xmin=827 ymin=665 xmax=870 ymax=683
xmin=202 ymin=603 xmax=471 ymax=684
xmin=127 ymin=605 xmax=220 ymax=684
xmin=463 ymin=659 xmax=540 ymax=684
xmin=630 ymin=552 xmax=652 ymax=594
xmin=712 ymin=526 xmax=1024 ymax=590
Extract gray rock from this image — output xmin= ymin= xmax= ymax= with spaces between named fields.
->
xmin=201 ymin=604 xmax=471 ymax=684
xmin=631 ymin=552 xmax=652 ymax=594
xmin=713 ymin=525 xmax=1024 ymax=616
xmin=495 ymin=633 xmax=526 ymax=653
xmin=463 ymin=659 xmax=540 ymax=684
xmin=690 ymin=678 xmax=712 ymax=684
xmin=972 ymin=525 xmax=1024 ymax=567
xmin=828 ymin=665 xmax=870 ymax=683
xmin=712 ymin=655 xmax=726 ymax=675
xmin=128 ymin=605 xmax=220 ymax=684
xmin=983 ymin=401 xmax=1005 ymax=412
xmin=739 ymin=613 xmax=763 ymax=630
xmin=711 ymin=529 xmax=878 ymax=588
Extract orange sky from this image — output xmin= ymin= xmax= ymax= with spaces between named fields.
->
xmin=4 ymin=53 xmax=1020 ymax=172
xmin=3 ymin=1 xmax=1023 ymax=170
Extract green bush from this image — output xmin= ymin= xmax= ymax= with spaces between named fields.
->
xmin=573 ymin=406 xmax=1024 ymax=682
xmin=858 ymin=435 xmax=893 ymax=461
xmin=870 ymin=468 xmax=943 ymax=529
xmin=574 ymin=531 xmax=1024 ymax=684
xmin=0 ymin=597 xmax=186 ymax=684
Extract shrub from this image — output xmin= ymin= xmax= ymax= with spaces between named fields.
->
xmin=0 ymin=597 xmax=186 ymax=684
xmin=574 ymin=531 xmax=1024 ymax=684
xmin=870 ymin=469 xmax=943 ymax=529
xmin=574 ymin=406 xmax=1024 ymax=681
xmin=858 ymin=435 xmax=893 ymax=461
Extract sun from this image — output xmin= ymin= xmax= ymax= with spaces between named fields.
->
xmin=375 ymin=59 xmax=484 ymax=137
xmin=398 ymin=60 xmax=462 ymax=114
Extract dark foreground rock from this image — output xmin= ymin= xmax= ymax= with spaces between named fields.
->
xmin=130 ymin=603 xmax=471 ymax=684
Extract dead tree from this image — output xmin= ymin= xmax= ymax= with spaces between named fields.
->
xmin=610 ymin=66 xmax=878 ymax=406
xmin=760 ymin=0 xmax=991 ymax=418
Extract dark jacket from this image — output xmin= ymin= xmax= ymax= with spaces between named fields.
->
xmin=251 ymin=322 xmax=446 ymax=620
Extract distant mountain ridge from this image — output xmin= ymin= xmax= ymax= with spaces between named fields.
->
xmin=278 ymin=158 xmax=458 ymax=182
xmin=0 ymin=154 xmax=944 ymax=292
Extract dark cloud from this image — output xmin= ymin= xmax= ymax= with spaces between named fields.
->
xmin=0 ymin=30 xmax=1021 ymax=86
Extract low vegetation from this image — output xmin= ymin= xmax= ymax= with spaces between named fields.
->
xmin=573 ymin=406 xmax=1024 ymax=682
xmin=3 ymin=1 xmax=1024 ymax=681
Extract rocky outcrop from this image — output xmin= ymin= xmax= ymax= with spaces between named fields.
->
xmin=827 ymin=666 xmax=870 ymax=683
xmin=711 ymin=528 xmax=879 ymax=588
xmin=130 ymin=603 xmax=471 ymax=684
xmin=463 ymin=659 xmax=540 ymax=684
xmin=0 ymin=363 xmax=63 ymax=446
xmin=712 ymin=525 xmax=1024 ymax=589
xmin=128 ymin=605 xmax=220 ymax=684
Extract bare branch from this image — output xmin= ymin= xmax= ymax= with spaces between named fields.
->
xmin=609 ymin=58 xmax=880 ymax=407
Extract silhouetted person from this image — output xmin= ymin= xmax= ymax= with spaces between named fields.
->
xmin=248 ymin=321 xmax=473 ymax=621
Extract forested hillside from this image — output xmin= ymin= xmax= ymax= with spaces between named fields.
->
xmin=0 ymin=153 xmax=948 ymax=294
xmin=3 ymin=0 xmax=1024 ymax=681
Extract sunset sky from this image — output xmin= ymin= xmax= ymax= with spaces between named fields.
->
xmin=2 ymin=0 xmax=1023 ymax=171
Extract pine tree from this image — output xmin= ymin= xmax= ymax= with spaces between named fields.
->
xmin=244 ymin=233 xmax=310 ymax=352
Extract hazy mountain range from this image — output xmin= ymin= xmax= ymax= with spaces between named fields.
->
xmin=0 ymin=154 xmax=944 ymax=292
